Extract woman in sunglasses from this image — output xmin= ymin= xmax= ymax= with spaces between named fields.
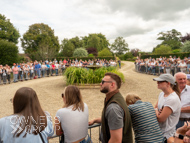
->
xmin=0 ymin=87 xmax=54 ymax=143
xmin=55 ymin=85 xmax=89 ymax=143
xmin=153 ymin=74 xmax=181 ymax=143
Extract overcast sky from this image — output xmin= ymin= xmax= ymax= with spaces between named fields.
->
xmin=1 ymin=0 xmax=190 ymax=53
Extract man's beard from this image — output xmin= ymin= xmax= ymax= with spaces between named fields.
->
xmin=100 ymin=87 xmax=109 ymax=93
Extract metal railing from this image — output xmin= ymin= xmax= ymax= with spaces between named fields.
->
xmin=48 ymin=123 xmax=101 ymax=143
xmin=135 ymin=64 xmax=190 ymax=76
xmin=0 ymin=67 xmax=66 ymax=85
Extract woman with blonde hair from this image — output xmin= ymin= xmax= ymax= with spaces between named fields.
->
xmin=126 ymin=93 xmax=163 ymax=142
xmin=55 ymin=85 xmax=89 ymax=143
xmin=0 ymin=87 xmax=54 ymax=143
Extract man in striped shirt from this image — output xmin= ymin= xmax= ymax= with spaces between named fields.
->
xmin=126 ymin=93 xmax=164 ymax=143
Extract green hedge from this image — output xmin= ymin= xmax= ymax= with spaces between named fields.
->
xmin=141 ymin=52 xmax=190 ymax=59
xmin=57 ymin=56 xmax=115 ymax=61
xmin=64 ymin=66 xmax=124 ymax=85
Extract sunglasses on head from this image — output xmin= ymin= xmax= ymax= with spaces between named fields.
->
xmin=101 ymin=80 xmax=112 ymax=84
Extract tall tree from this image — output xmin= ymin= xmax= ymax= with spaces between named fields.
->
xmin=87 ymin=34 xmax=101 ymax=51
xmin=110 ymin=37 xmax=129 ymax=55
xmin=82 ymin=33 xmax=110 ymax=51
xmin=157 ymin=29 xmax=182 ymax=50
xmin=130 ymin=48 xmax=140 ymax=57
xmin=69 ymin=36 xmax=83 ymax=49
xmin=0 ymin=14 xmax=20 ymax=44
xmin=60 ymin=39 xmax=75 ymax=57
xmin=21 ymin=23 xmax=60 ymax=61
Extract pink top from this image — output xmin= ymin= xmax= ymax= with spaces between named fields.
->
xmin=12 ymin=67 xmax=18 ymax=74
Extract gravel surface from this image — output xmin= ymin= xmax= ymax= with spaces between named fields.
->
xmin=0 ymin=61 xmax=161 ymax=142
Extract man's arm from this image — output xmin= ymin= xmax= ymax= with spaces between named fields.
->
xmin=181 ymin=106 xmax=190 ymax=113
xmin=109 ymin=128 xmax=122 ymax=143
xmin=88 ymin=117 xmax=101 ymax=125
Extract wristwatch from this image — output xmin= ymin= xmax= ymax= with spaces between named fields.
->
xmin=174 ymin=132 xmax=184 ymax=140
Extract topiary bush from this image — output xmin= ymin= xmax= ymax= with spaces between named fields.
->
xmin=73 ymin=48 xmax=88 ymax=57
xmin=98 ymin=48 xmax=113 ymax=56
xmin=88 ymin=54 xmax=94 ymax=57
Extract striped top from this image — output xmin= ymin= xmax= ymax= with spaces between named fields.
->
xmin=128 ymin=100 xmax=164 ymax=143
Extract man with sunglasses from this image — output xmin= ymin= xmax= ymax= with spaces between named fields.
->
xmin=175 ymin=72 xmax=190 ymax=129
xmin=89 ymin=73 xmax=133 ymax=143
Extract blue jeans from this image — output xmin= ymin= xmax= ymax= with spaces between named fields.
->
xmin=79 ymin=135 xmax=92 ymax=143
xmin=55 ymin=69 xmax=58 ymax=76
xmin=42 ymin=69 xmax=45 ymax=77
xmin=36 ymin=69 xmax=41 ymax=78
xmin=176 ymin=120 xmax=186 ymax=129
xmin=13 ymin=74 xmax=18 ymax=82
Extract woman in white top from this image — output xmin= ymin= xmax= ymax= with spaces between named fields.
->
xmin=55 ymin=85 xmax=89 ymax=143
xmin=154 ymin=74 xmax=181 ymax=143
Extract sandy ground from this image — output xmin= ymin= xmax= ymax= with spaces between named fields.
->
xmin=0 ymin=61 xmax=161 ymax=143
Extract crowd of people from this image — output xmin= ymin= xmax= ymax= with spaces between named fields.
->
xmin=1 ymin=58 xmax=190 ymax=142
xmin=135 ymin=55 xmax=190 ymax=76
xmin=0 ymin=58 xmax=117 ymax=85
xmin=1 ymin=72 xmax=190 ymax=143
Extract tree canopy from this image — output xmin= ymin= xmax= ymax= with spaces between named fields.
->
xmin=157 ymin=29 xmax=182 ymax=50
xmin=110 ymin=37 xmax=129 ymax=55
xmin=60 ymin=38 xmax=75 ymax=57
xmin=21 ymin=23 xmax=60 ymax=61
xmin=82 ymin=33 xmax=109 ymax=51
xmin=0 ymin=14 xmax=20 ymax=44
xmin=0 ymin=39 xmax=18 ymax=65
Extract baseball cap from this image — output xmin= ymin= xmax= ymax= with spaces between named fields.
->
xmin=153 ymin=74 xmax=176 ymax=85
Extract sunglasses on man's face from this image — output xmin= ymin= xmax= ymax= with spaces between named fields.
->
xmin=101 ymin=80 xmax=112 ymax=85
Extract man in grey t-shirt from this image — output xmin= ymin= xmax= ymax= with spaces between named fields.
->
xmin=89 ymin=72 xmax=133 ymax=143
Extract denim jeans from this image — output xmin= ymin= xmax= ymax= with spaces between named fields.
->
xmin=36 ymin=69 xmax=41 ymax=78
xmin=42 ymin=69 xmax=45 ymax=77
xmin=55 ymin=69 xmax=58 ymax=76
xmin=20 ymin=74 xmax=23 ymax=81
xmin=13 ymin=74 xmax=18 ymax=82
xmin=176 ymin=120 xmax=186 ymax=129
xmin=3 ymin=75 xmax=7 ymax=84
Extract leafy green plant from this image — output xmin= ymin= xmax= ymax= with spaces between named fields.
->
xmin=64 ymin=66 xmax=124 ymax=85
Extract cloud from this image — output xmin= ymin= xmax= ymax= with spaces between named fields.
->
xmin=1 ymin=0 xmax=190 ymax=53
xmin=104 ymin=0 xmax=190 ymax=20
